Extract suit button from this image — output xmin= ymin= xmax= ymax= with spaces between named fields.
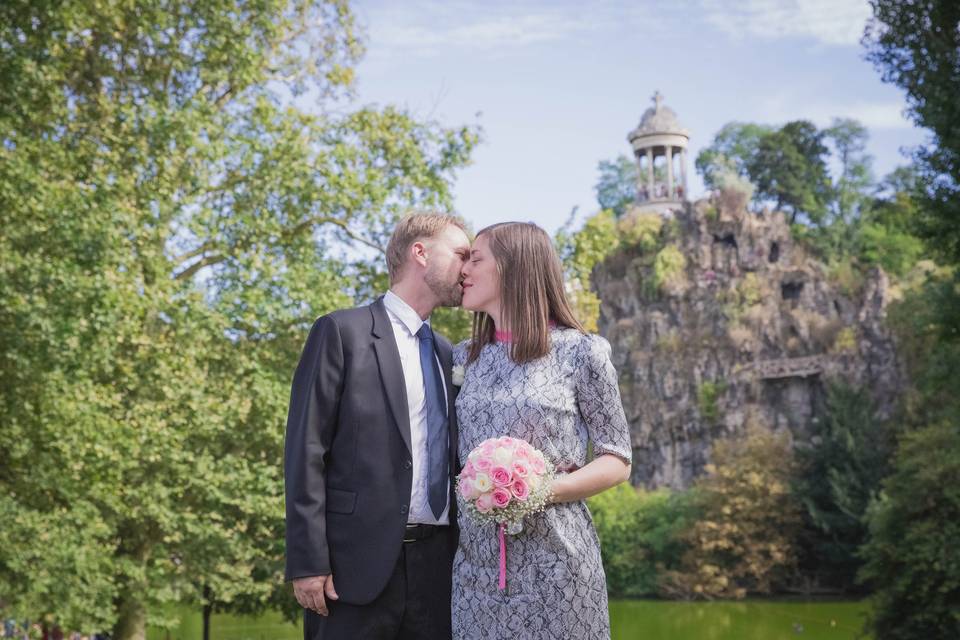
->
xmin=400 ymin=504 xmax=408 ymax=515
xmin=403 ymin=460 xmax=412 ymax=470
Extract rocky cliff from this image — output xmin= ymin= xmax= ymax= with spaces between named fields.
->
xmin=593 ymin=192 xmax=903 ymax=489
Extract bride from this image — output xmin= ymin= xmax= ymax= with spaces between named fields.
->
xmin=452 ymin=221 xmax=632 ymax=639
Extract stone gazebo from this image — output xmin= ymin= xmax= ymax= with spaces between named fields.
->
xmin=627 ymin=91 xmax=690 ymax=213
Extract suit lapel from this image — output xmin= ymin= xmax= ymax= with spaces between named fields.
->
xmin=370 ymin=297 xmax=412 ymax=455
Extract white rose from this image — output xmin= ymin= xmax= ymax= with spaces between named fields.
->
xmin=473 ymin=473 xmax=492 ymax=493
xmin=451 ymin=364 xmax=465 ymax=386
xmin=493 ymin=446 xmax=513 ymax=466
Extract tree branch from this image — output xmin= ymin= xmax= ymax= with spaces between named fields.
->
xmin=172 ymin=215 xmax=384 ymax=281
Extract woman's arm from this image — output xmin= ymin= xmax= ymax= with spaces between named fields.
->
xmin=549 ymin=453 xmax=631 ymax=503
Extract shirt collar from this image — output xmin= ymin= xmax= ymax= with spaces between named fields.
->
xmin=383 ymin=290 xmax=429 ymax=337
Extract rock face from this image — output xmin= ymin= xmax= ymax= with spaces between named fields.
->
xmin=593 ymin=194 xmax=903 ymax=490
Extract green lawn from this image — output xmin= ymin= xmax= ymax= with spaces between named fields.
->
xmin=147 ymin=599 xmax=871 ymax=640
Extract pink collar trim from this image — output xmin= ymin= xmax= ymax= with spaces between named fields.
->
xmin=494 ymin=321 xmax=557 ymax=343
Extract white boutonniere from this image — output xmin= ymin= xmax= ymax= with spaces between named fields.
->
xmin=452 ymin=364 xmax=465 ymax=386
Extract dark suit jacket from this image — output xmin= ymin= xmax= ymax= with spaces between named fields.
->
xmin=283 ymin=296 xmax=459 ymax=605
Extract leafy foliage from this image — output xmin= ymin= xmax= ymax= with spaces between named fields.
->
xmin=555 ymin=209 xmax=621 ymax=331
xmin=0 ymin=1 xmax=478 ymax=637
xmin=652 ymin=245 xmax=686 ymax=294
xmin=595 ymin=155 xmax=639 ymax=218
xmin=858 ymin=422 xmax=960 ymax=640
xmin=864 ymin=0 xmax=960 ymax=264
xmin=695 ymin=122 xmax=773 ymax=190
xmin=793 ymin=384 xmax=895 ymax=591
xmin=747 ymin=120 xmax=832 ymax=225
xmin=661 ymin=427 xmax=802 ymax=600
xmin=588 ymin=485 xmax=697 ymax=597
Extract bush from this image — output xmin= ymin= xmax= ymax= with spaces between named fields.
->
xmin=588 ymin=485 xmax=697 ymax=597
xmin=793 ymin=384 xmax=894 ymax=591
xmin=619 ymin=211 xmax=663 ymax=253
xmin=696 ymin=381 xmax=726 ymax=423
xmin=858 ymin=422 xmax=960 ymax=640
xmin=660 ymin=426 xmax=802 ymax=599
xmin=653 ymin=245 xmax=687 ymax=294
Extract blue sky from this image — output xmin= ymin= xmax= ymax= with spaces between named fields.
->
xmin=340 ymin=0 xmax=927 ymax=234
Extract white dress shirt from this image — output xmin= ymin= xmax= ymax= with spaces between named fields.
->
xmin=382 ymin=291 xmax=450 ymax=525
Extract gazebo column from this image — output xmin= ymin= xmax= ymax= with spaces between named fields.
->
xmin=646 ymin=148 xmax=654 ymax=198
xmin=635 ymin=152 xmax=645 ymax=196
xmin=680 ymin=148 xmax=688 ymax=198
xmin=665 ymin=146 xmax=673 ymax=199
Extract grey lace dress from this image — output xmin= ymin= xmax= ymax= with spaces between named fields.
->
xmin=451 ymin=328 xmax=632 ymax=640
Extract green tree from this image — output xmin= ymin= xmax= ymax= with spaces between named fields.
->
xmin=824 ymin=118 xmax=874 ymax=257
xmin=555 ymin=208 xmax=621 ymax=331
xmin=748 ymin=120 xmax=832 ymax=225
xmin=864 ymin=0 xmax=960 ymax=264
xmin=0 ymin=2 xmax=478 ymax=638
xmin=695 ymin=122 xmax=773 ymax=191
xmin=595 ymin=155 xmax=639 ymax=217
xmin=660 ymin=426 xmax=802 ymax=600
xmin=794 ymin=384 xmax=895 ymax=591
xmin=858 ymin=167 xmax=927 ymax=277
xmin=886 ymin=264 xmax=960 ymax=429
xmin=858 ymin=422 xmax=960 ymax=640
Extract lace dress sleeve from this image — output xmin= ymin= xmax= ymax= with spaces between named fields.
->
xmin=575 ymin=334 xmax=632 ymax=464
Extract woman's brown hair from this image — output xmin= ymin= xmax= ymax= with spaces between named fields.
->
xmin=467 ymin=222 xmax=585 ymax=364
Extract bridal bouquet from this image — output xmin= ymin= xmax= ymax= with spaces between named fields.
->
xmin=457 ymin=436 xmax=555 ymax=589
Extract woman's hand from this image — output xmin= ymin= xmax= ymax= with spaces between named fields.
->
xmin=549 ymin=453 xmax=630 ymax=503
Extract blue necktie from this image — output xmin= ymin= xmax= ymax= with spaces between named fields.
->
xmin=416 ymin=323 xmax=449 ymax=520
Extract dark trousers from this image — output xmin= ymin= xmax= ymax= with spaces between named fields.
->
xmin=304 ymin=526 xmax=455 ymax=640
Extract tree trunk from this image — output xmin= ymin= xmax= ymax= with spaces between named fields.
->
xmin=202 ymin=585 xmax=212 ymax=640
xmin=113 ymin=590 xmax=146 ymax=640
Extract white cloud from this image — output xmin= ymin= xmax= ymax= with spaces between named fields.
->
xmin=830 ymin=102 xmax=912 ymax=129
xmin=701 ymin=0 xmax=872 ymax=46
xmin=359 ymin=0 xmax=615 ymax=58
xmin=756 ymin=92 xmax=912 ymax=130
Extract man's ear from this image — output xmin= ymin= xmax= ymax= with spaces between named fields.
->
xmin=410 ymin=241 xmax=428 ymax=268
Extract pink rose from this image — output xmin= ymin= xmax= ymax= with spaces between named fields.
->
xmin=458 ymin=478 xmax=477 ymax=500
xmin=491 ymin=487 xmax=512 ymax=509
xmin=510 ymin=478 xmax=530 ymax=501
xmin=480 ymin=440 xmax=497 ymax=456
xmin=497 ymin=436 xmax=516 ymax=449
xmin=475 ymin=492 xmax=494 ymax=513
xmin=529 ymin=454 xmax=546 ymax=475
xmin=513 ymin=445 xmax=531 ymax=460
xmin=490 ymin=465 xmax=512 ymax=487
xmin=473 ymin=456 xmax=493 ymax=471
xmin=460 ymin=460 xmax=476 ymax=478
xmin=512 ymin=459 xmax=531 ymax=478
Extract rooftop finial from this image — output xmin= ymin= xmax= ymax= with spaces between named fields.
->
xmin=652 ymin=90 xmax=663 ymax=111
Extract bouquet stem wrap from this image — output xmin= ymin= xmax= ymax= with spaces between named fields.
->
xmin=456 ymin=436 xmax=555 ymax=592
xmin=498 ymin=523 xmax=507 ymax=590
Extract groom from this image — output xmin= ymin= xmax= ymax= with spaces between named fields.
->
xmin=284 ymin=212 xmax=470 ymax=639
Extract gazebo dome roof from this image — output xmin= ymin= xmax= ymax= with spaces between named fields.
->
xmin=628 ymin=91 xmax=689 ymax=141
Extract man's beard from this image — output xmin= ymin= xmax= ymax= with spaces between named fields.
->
xmin=425 ymin=264 xmax=463 ymax=307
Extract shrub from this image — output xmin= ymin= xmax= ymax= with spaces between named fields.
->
xmin=660 ymin=426 xmax=802 ymax=599
xmin=589 ymin=485 xmax=698 ymax=597
xmin=653 ymin=245 xmax=687 ymax=294
xmin=697 ymin=381 xmax=726 ymax=423
xmin=619 ymin=211 xmax=663 ymax=253
xmin=793 ymin=383 xmax=894 ymax=591
xmin=859 ymin=422 xmax=960 ymax=639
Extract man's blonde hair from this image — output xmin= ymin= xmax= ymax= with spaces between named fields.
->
xmin=385 ymin=211 xmax=467 ymax=284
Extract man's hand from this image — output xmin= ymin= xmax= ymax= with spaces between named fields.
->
xmin=293 ymin=574 xmax=339 ymax=616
